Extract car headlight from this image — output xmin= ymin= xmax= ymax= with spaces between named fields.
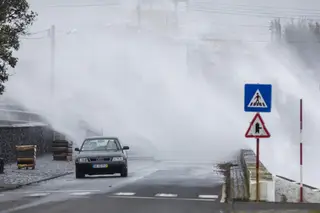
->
xmin=112 ymin=157 xmax=124 ymax=161
xmin=78 ymin=158 xmax=89 ymax=163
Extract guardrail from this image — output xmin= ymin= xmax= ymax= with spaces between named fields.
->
xmin=240 ymin=149 xmax=275 ymax=202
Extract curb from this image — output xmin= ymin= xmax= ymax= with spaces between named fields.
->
xmin=0 ymin=171 xmax=74 ymax=192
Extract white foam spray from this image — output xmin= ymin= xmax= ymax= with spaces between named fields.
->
xmin=3 ymin=0 xmax=320 ymax=187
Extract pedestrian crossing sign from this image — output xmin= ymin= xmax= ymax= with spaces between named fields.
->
xmin=247 ymin=89 xmax=267 ymax=108
xmin=244 ymin=84 xmax=272 ymax=112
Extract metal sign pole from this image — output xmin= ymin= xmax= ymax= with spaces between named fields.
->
xmin=256 ymin=137 xmax=260 ymax=202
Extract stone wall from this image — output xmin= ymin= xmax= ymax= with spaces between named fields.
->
xmin=0 ymin=124 xmax=54 ymax=163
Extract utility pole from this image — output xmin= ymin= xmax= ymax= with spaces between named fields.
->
xmin=49 ymin=25 xmax=56 ymax=98
xmin=48 ymin=25 xmax=56 ymax=142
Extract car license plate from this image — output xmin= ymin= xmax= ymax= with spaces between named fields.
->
xmin=93 ymin=164 xmax=108 ymax=168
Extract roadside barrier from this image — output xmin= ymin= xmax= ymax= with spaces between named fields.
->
xmin=230 ymin=160 xmax=249 ymax=201
xmin=52 ymin=140 xmax=73 ymax=161
xmin=16 ymin=145 xmax=37 ymax=169
xmin=240 ymin=149 xmax=275 ymax=202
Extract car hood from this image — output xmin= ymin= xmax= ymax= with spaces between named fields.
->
xmin=77 ymin=151 xmax=124 ymax=158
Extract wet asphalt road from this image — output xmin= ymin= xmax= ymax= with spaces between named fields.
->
xmin=0 ymin=159 xmax=225 ymax=213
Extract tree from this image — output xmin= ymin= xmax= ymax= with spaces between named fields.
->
xmin=0 ymin=0 xmax=37 ymax=94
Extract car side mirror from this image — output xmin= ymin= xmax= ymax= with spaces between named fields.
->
xmin=122 ymin=146 xmax=129 ymax=150
xmin=75 ymin=148 xmax=80 ymax=152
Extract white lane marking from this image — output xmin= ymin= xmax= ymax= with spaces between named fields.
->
xmin=27 ymin=193 xmax=50 ymax=197
xmin=21 ymin=189 xmax=101 ymax=194
xmin=113 ymin=192 xmax=136 ymax=196
xmin=155 ymin=193 xmax=177 ymax=197
xmin=198 ymin=195 xmax=218 ymax=199
xmin=220 ymin=183 xmax=226 ymax=203
xmin=109 ymin=195 xmax=216 ymax=202
xmin=70 ymin=192 xmax=92 ymax=196
xmin=1 ymin=168 xmax=161 ymax=213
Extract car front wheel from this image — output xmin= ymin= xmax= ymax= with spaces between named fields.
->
xmin=76 ymin=168 xmax=85 ymax=179
xmin=120 ymin=167 xmax=128 ymax=177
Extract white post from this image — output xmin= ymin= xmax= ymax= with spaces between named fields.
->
xmin=299 ymin=98 xmax=303 ymax=202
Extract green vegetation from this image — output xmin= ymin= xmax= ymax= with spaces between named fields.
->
xmin=0 ymin=0 xmax=37 ymax=94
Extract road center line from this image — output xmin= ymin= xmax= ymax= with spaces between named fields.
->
xmin=27 ymin=193 xmax=50 ymax=197
xmin=155 ymin=193 xmax=177 ymax=197
xmin=70 ymin=192 xmax=92 ymax=196
xmin=108 ymin=195 xmax=216 ymax=202
xmin=21 ymin=190 xmax=101 ymax=194
xmin=198 ymin=195 xmax=219 ymax=199
xmin=113 ymin=192 xmax=136 ymax=196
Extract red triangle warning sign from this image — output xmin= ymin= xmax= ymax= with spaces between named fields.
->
xmin=245 ymin=113 xmax=271 ymax=138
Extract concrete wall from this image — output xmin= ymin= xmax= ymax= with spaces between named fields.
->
xmin=0 ymin=124 xmax=54 ymax=163
xmin=240 ymin=149 xmax=275 ymax=202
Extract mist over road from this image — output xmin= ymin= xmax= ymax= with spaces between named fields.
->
xmin=0 ymin=159 xmax=225 ymax=213
xmin=3 ymin=0 xmax=320 ymax=190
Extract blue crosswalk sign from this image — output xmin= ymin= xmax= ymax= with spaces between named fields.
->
xmin=244 ymin=84 xmax=272 ymax=112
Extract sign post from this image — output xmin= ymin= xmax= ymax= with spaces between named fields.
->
xmin=245 ymin=112 xmax=271 ymax=201
xmin=244 ymin=84 xmax=272 ymax=202
xmin=256 ymin=138 xmax=260 ymax=201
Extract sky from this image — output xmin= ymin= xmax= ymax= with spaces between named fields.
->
xmin=3 ymin=0 xmax=320 ymax=187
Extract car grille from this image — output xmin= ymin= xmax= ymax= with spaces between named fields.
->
xmin=89 ymin=157 xmax=111 ymax=162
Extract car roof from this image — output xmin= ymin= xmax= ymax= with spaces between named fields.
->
xmin=84 ymin=136 xmax=119 ymax=140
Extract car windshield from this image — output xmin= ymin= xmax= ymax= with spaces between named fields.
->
xmin=81 ymin=138 xmax=120 ymax=151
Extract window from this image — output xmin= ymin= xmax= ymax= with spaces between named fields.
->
xmin=81 ymin=138 xmax=120 ymax=151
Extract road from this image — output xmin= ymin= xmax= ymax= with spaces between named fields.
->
xmin=0 ymin=159 xmax=225 ymax=213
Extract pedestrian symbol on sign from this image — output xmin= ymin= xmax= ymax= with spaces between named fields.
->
xmin=248 ymin=90 xmax=267 ymax=108
xmin=255 ymin=123 xmax=261 ymax=133
xmin=245 ymin=113 xmax=270 ymax=138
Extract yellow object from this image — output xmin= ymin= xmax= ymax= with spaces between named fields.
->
xmin=15 ymin=145 xmax=36 ymax=151
xmin=16 ymin=145 xmax=37 ymax=170
xmin=17 ymin=164 xmax=35 ymax=169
